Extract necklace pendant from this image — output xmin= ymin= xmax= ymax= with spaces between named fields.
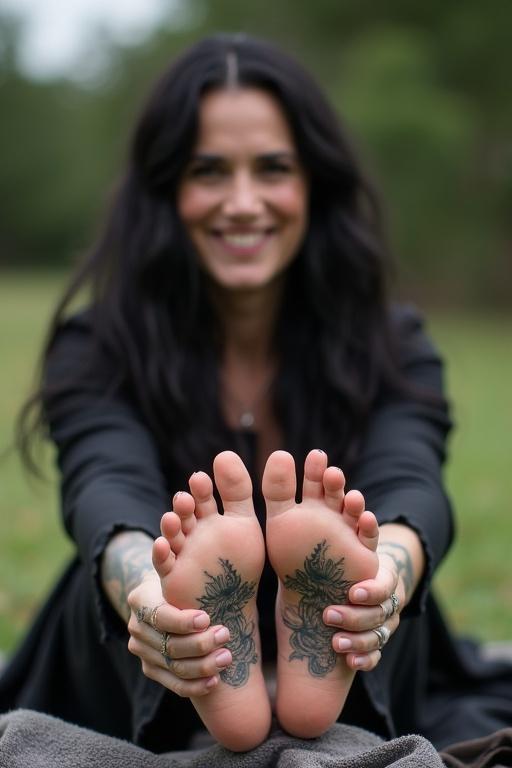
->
xmin=240 ymin=411 xmax=255 ymax=429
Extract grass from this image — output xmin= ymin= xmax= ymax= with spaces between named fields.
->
xmin=0 ymin=271 xmax=510 ymax=655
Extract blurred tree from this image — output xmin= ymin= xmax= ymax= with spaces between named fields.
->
xmin=0 ymin=1 xmax=510 ymax=304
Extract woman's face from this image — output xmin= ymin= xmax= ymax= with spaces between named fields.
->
xmin=178 ymin=87 xmax=308 ymax=294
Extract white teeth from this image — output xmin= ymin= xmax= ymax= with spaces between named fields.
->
xmin=222 ymin=233 xmax=265 ymax=247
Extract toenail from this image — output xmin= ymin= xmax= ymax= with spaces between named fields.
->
xmin=215 ymin=650 xmax=231 ymax=667
xmin=326 ymin=609 xmax=343 ymax=625
xmin=214 ymin=627 xmax=230 ymax=644
xmin=338 ymin=638 xmax=352 ymax=651
xmin=193 ymin=612 xmax=210 ymax=630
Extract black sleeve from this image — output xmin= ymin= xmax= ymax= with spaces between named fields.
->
xmin=350 ymin=305 xmax=455 ymax=614
xmin=43 ymin=313 xmax=169 ymax=639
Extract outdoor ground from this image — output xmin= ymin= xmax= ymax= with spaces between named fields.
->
xmin=0 ymin=271 xmax=510 ymax=654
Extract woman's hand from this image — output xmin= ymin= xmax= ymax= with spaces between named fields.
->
xmin=323 ymin=522 xmax=425 ymax=671
xmin=126 ymin=573 xmax=234 ymax=697
xmin=101 ymin=529 xmax=232 ymax=697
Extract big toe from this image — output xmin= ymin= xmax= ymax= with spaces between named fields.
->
xmin=262 ymin=450 xmax=297 ymax=516
xmin=213 ymin=451 xmax=254 ymax=516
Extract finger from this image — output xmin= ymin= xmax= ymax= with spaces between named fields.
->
xmin=332 ymin=616 xmax=399 ymax=654
xmin=348 ymin=567 xmax=397 ymax=606
xmin=129 ymin=619 xmax=230 ymax=660
xmin=323 ymin=603 xmax=395 ymax=632
xmin=346 ymin=650 xmax=382 ymax=672
xmin=140 ymin=659 xmax=219 ymax=697
xmin=128 ymin=603 xmax=210 ymax=638
xmin=128 ymin=636 xmax=232 ymax=679
xmin=166 ymin=625 xmax=231 ymax=660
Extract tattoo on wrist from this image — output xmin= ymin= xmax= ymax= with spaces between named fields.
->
xmin=378 ymin=542 xmax=414 ymax=598
xmin=101 ymin=532 xmax=154 ymax=621
xmin=282 ymin=540 xmax=355 ymax=678
xmin=197 ymin=559 xmax=257 ymax=687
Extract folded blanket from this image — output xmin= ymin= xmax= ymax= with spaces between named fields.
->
xmin=0 ymin=709 xmax=444 ymax=768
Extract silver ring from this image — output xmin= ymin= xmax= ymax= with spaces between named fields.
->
xmin=379 ymin=599 xmax=393 ymax=621
xmin=390 ymin=592 xmax=400 ymax=615
xmin=150 ymin=602 xmax=165 ymax=632
xmin=160 ymin=632 xmax=172 ymax=667
xmin=372 ymin=625 xmax=391 ymax=650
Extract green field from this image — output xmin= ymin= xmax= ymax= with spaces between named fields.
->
xmin=0 ymin=271 xmax=510 ymax=656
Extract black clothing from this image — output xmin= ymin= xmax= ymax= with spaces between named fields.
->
xmin=1 ymin=305 xmax=511 ymax=751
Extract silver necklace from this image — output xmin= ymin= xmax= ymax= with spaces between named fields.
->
xmin=223 ymin=372 xmax=274 ymax=430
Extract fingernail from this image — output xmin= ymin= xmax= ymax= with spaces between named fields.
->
xmin=214 ymin=627 xmax=230 ymax=644
xmin=316 ymin=448 xmax=325 ymax=454
xmin=353 ymin=656 xmax=365 ymax=667
xmin=206 ymin=676 xmax=218 ymax=689
xmin=353 ymin=589 xmax=368 ymax=602
xmin=193 ymin=612 xmax=209 ymax=630
xmin=215 ymin=649 xmax=231 ymax=667
xmin=338 ymin=638 xmax=352 ymax=651
xmin=326 ymin=609 xmax=343 ymax=625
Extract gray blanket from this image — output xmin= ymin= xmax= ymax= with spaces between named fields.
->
xmin=0 ymin=709 xmax=444 ymax=768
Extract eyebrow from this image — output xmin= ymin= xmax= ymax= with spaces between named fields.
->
xmin=190 ymin=151 xmax=298 ymax=163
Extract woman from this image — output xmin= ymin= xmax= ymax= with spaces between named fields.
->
xmin=1 ymin=33 xmax=509 ymax=753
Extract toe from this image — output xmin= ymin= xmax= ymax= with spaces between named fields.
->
xmin=342 ymin=489 xmax=366 ymax=531
xmin=322 ymin=466 xmax=346 ymax=511
xmin=161 ymin=511 xmax=186 ymax=554
xmin=357 ymin=510 xmax=379 ymax=552
xmin=152 ymin=535 xmax=175 ymax=579
xmin=302 ymin=449 xmax=328 ymax=500
xmin=188 ymin=472 xmax=218 ymax=518
xmin=262 ymin=450 xmax=297 ymax=516
xmin=213 ymin=451 xmax=254 ymax=516
xmin=173 ymin=491 xmax=198 ymax=533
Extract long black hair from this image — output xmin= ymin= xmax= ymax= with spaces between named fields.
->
xmin=18 ymin=33 xmax=404 ymax=479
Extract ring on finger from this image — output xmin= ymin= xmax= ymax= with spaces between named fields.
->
xmin=390 ymin=592 xmax=400 ymax=615
xmin=371 ymin=625 xmax=391 ymax=650
xmin=150 ymin=602 xmax=166 ymax=632
xmin=160 ymin=631 xmax=172 ymax=667
xmin=379 ymin=598 xmax=394 ymax=621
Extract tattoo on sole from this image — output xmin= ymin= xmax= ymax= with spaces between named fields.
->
xmin=282 ymin=540 xmax=355 ymax=677
xmin=197 ymin=559 xmax=258 ymax=687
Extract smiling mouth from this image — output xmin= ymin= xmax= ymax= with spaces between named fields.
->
xmin=212 ymin=229 xmax=274 ymax=252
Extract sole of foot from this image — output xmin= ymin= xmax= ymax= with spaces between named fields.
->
xmin=154 ymin=451 xmax=271 ymax=751
xmin=263 ymin=449 xmax=379 ymax=739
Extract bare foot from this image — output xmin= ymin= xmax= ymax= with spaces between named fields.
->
xmin=153 ymin=451 xmax=271 ymax=752
xmin=263 ymin=449 xmax=379 ymax=738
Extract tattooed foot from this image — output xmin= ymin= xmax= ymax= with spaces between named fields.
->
xmin=153 ymin=451 xmax=271 ymax=752
xmin=263 ymin=449 xmax=379 ymax=739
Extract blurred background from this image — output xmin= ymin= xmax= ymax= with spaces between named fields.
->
xmin=1 ymin=0 xmax=511 ymax=656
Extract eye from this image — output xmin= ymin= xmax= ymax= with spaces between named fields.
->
xmin=186 ymin=157 xmax=228 ymax=181
xmin=188 ymin=163 xmax=224 ymax=178
xmin=260 ymin=159 xmax=293 ymax=175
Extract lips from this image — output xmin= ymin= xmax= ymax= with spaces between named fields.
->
xmin=212 ymin=228 xmax=274 ymax=255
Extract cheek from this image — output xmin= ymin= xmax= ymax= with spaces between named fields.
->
xmin=177 ymin=185 xmax=215 ymax=226
xmin=271 ymin=182 xmax=308 ymax=223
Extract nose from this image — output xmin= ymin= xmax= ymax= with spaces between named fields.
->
xmin=222 ymin=171 xmax=264 ymax=218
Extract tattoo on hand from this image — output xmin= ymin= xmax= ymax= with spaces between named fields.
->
xmin=197 ymin=560 xmax=257 ymax=688
xmin=282 ymin=540 xmax=355 ymax=677
xmin=378 ymin=542 xmax=414 ymax=598
xmin=102 ymin=532 xmax=154 ymax=621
